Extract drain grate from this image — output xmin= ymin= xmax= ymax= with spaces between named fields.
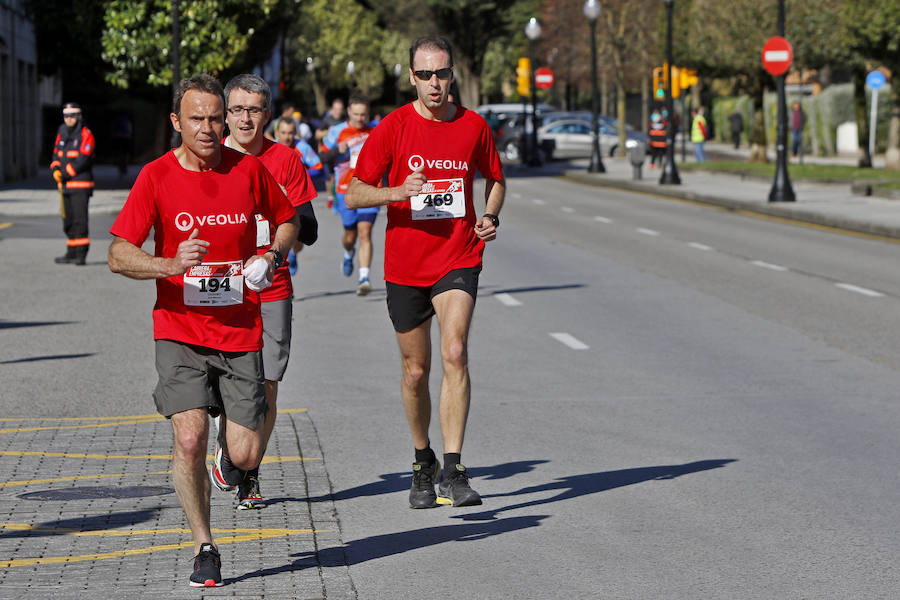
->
xmin=18 ymin=485 xmax=174 ymax=501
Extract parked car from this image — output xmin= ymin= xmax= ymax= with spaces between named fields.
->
xmin=538 ymin=118 xmax=649 ymax=159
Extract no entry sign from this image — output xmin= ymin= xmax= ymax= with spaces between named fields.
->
xmin=762 ymin=36 xmax=792 ymax=76
xmin=535 ymin=67 xmax=555 ymax=90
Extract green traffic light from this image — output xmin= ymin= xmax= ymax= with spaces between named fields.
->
xmin=655 ymin=88 xmax=665 ymax=99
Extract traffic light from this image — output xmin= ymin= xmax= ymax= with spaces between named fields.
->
xmin=653 ymin=66 xmax=665 ymax=100
xmin=680 ymin=68 xmax=698 ymax=89
xmin=671 ymin=65 xmax=681 ymax=98
xmin=517 ymin=58 xmax=531 ymax=97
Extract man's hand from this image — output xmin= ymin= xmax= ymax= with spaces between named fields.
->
xmin=474 ymin=215 xmax=498 ymax=242
xmin=398 ymin=165 xmax=426 ymax=202
xmin=171 ymin=228 xmax=209 ymax=275
xmin=52 ymin=170 xmax=62 ymax=184
xmin=243 ymin=254 xmax=274 ymax=291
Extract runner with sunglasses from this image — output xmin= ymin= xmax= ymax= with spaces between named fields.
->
xmin=347 ymin=35 xmax=505 ymax=509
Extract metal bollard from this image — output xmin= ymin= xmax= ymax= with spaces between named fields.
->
xmin=627 ymin=140 xmax=647 ymax=180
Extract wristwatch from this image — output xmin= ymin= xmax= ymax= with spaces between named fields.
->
xmin=265 ymin=248 xmax=284 ymax=268
xmin=483 ymin=213 xmax=500 ymax=227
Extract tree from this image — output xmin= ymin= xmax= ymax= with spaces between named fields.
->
xmin=100 ymin=0 xmax=280 ymax=89
xmin=287 ymin=0 xmax=385 ymax=115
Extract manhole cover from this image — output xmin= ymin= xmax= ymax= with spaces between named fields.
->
xmin=18 ymin=485 xmax=174 ymax=501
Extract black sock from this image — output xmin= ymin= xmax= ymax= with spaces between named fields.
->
xmin=443 ymin=453 xmax=461 ymax=473
xmin=246 ymin=466 xmax=259 ymax=479
xmin=414 ymin=445 xmax=436 ymax=465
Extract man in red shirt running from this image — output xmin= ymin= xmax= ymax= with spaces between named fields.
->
xmin=348 ymin=36 xmax=505 ymax=509
xmin=108 ymin=74 xmax=299 ymax=587
xmin=221 ymin=73 xmax=318 ymax=509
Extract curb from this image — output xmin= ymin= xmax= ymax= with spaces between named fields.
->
xmin=563 ymin=170 xmax=900 ymax=242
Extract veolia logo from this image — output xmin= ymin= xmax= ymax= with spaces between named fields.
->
xmin=408 ymin=154 xmax=425 ymax=171
xmin=175 ymin=212 xmax=194 ymax=232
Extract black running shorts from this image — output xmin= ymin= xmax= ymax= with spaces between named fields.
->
xmin=385 ymin=267 xmax=480 ymax=333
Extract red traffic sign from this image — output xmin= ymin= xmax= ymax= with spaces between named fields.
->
xmin=534 ymin=67 xmax=555 ymax=90
xmin=761 ymin=36 xmax=792 ymax=76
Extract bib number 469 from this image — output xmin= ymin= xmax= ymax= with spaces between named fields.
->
xmin=422 ymin=193 xmax=454 ymax=207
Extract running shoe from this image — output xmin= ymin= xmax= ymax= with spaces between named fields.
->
xmin=356 ymin=277 xmax=371 ymax=296
xmin=288 ymin=249 xmax=298 ymax=276
xmin=235 ymin=474 xmax=263 ymax=510
xmin=437 ymin=464 xmax=482 ymax=507
xmin=342 ymin=249 xmax=355 ymax=277
xmin=409 ymin=459 xmax=441 ymax=509
xmin=210 ymin=444 xmax=238 ymax=492
xmin=189 ymin=543 xmax=223 ymax=587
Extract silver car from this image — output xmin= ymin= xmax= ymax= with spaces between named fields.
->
xmin=537 ymin=119 xmax=618 ymax=159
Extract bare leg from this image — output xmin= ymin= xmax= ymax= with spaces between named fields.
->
xmin=396 ymin=318 xmax=433 ymax=450
xmin=357 ymin=221 xmax=373 ymax=271
xmin=432 ymin=290 xmax=475 ymax=454
xmin=260 ymin=380 xmax=278 ymax=456
xmin=171 ymin=408 xmax=213 ymax=555
xmin=342 ymin=228 xmax=358 ymax=253
xmin=224 ymin=417 xmax=265 ymax=472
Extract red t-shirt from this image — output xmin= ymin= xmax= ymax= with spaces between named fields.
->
xmin=228 ymin=137 xmax=316 ymax=302
xmin=353 ymin=103 xmax=504 ymax=286
xmin=110 ymin=147 xmax=296 ymax=351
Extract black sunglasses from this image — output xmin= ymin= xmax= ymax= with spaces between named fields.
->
xmin=413 ymin=67 xmax=453 ymax=81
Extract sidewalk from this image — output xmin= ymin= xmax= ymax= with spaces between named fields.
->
xmin=558 ymin=142 xmax=900 ymax=241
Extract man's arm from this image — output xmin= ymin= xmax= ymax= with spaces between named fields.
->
xmin=346 ymin=169 xmax=426 ymax=209
xmin=108 ymin=229 xmax=209 ymax=280
xmin=250 ymin=213 xmax=301 ymax=279
xmin=474 ymin=177 xmax=506 ymax=242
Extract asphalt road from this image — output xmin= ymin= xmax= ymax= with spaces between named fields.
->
xmin=3 ymin=175 xmax=900 ymax=598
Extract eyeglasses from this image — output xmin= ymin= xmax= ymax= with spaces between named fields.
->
xmin=413 ymin=67 xmax=453 ymax=81
xmin=63 ymin=113 xmax=81 ymax=118
xmin=227 ymin=106 xmax=265 ymax=117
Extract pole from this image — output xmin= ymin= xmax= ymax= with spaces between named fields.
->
xmin=768 ymin=0 xmax=795 ymax=202
xmin=680 ymin=94 xmax=686 ymax=163
xmin=529 ymin=39 xmax=541 ymax=166
xmin=869 ymin=88 xmax=879 ymax=159
xmin=588 ymin=17 xmax=605 ymax=172
xmin=170 ymin=0 xmax=181 ymax=149
xmin=660 ymin=0 xmax=681 ymax=185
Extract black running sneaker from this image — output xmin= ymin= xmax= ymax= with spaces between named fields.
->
xmin=236 ymin=474 xmax=263 ymax=510
xmin=437 ymin=464 xmax=482 ymax=507
xmin=409 ymin=459 xmax=441 ymax=509
xmin=189 ymin=543 xmax=224 ymax=588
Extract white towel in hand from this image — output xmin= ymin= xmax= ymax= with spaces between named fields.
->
xmin=244 ymin=258 xmax=271 ymax=291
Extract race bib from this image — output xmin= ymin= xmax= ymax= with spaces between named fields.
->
xmin=410 ymin=178 xmax=467 ymax=220
xmin=183 ymin=261 xmax=244 ymax=306
xmin=255 ymin=214 xmax=270 ymax=247
xmin=350 ymin=146 xmax=361 ymax=169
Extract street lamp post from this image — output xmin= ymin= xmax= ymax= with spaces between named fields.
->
xmin=660 ymin=0 xmax=681 ymax=184
xmin=525 ymin=17 xmax=542 ymax=167
xmin=346 ymin=60 xmax=355 ymax=100
xmin=768 ymin=0 xmax=795 ymax=202
xmin=170 ymin=0 xmax=181 ymax=149
xmin=584 ymin=0 xmax=605 ymax=173
xmin=394 ymin=63 xmax=403 ymax=107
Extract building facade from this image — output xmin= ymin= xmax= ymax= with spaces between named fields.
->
xmin=0 ymin=1 xmax=40 ymax=182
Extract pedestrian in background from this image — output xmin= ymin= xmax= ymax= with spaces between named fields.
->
xmin=648 ymin=109 xmax=667 ymax=169
xmin=691 ymin=106 xmax=708 ymax=163
xmin=728 ymin=109 xmax=744 ymax=150
xmin=50 ymin=102 xmax=95 ymax=265
xmin=791 ymin=101 xmax=806 ymax=157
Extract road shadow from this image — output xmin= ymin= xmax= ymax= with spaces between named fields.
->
xmin=451 ymin=459 xmax=737 ymax=522
xmin=1 ymin=352 xmax=95 ymax=365
xmin=228 ymin=514 xmax=547 ymax=582
xmin=0 ymin=508 xmax=160 ymax=539
xmin=264 ymin=460 xmax=549 ymax=507
xmin=486 ymin=283 xmax=586 ymax=295
xmin=0 ymin=320 xmax=76 ymax=330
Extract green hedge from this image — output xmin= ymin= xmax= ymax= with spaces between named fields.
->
xmin=712 ymin=83 xmax=890 ymax=156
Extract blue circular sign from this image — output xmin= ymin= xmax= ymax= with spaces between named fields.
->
xmin=866 ymin=70 xmax=886 ymax=90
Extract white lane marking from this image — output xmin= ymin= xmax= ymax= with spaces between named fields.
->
xmin=688 ymin=242 xmax=712 ymax=251
xmin=561 ymin=207 xmax=575 ymax=213
xmin=835 ymin=283 xmax=884 ymax=297
xmin=751 ymin=260 xmax=788 ymax=272
xmin=532 ymin=198 xmax=547 ymax=205
xmin=494 ymin=293 xmax=523 ymax=307
xmin=637 ymin=228 xmax=660 ymax=237
xmin=594 ymin=216 xmax=612 ymax=223
xmin=549 ymin=332 xmax=590 ymax=350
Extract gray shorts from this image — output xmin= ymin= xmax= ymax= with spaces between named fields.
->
xmin=261 ymin=297 xmax=292 ymax=382
xmin=153 ymin=339 xmax=267 ymax=431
